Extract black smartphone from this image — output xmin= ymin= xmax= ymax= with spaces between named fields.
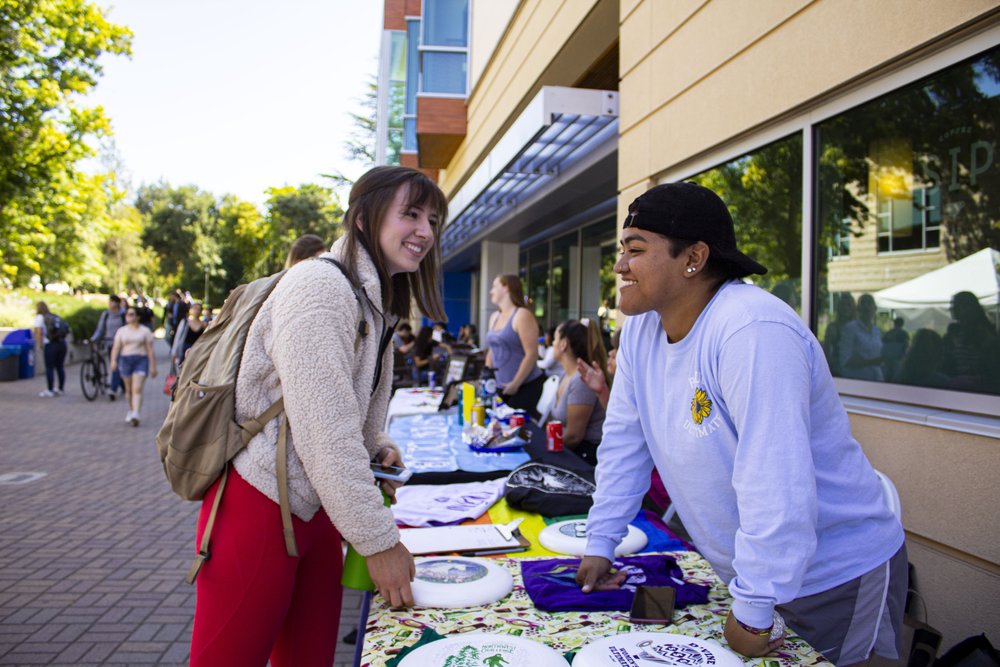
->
xmin=629 ymin=586 xmax=676 ymax=624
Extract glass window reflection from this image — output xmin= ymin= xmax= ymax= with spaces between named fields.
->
xmin=422 ymin=0 xmax=469 ymax=47
xmin=816 ymin=46 xmax=1000 ymax=395
xmin=689 ymin=133 xmax=804 ymax=313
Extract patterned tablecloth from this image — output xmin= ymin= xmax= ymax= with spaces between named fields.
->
xmin=361 ymin=550 xmax=833 ymax=667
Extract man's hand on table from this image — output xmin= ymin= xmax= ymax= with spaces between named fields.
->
xmin=375 ymin=446 xmax=405 ymax=505
xmin=723 ymin=611 xmax=785 ymax=658
xmin=575 ymin=555 xmax=628 ymax=593
xmin=367 ymin=542 xmax=416 ymax=609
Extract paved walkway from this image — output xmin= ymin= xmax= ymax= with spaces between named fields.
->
xmin=0 ymin=340 xmax=363 ymax=666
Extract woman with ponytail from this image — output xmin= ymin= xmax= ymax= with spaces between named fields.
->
xmin=548 ymin=319 xmax=607 ymax=465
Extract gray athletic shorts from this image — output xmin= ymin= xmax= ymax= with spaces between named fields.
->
xmin=778 ymin=544 xmax=908 ymax=666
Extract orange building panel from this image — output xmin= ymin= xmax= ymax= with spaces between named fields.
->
xmin=384 ymin=0 xmax=421 ymax=30
xmin=416 ymin=96 xmax=467 ymax=169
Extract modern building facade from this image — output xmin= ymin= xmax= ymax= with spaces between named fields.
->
xmin=376 ymin=0 xmax=1000 ymax=649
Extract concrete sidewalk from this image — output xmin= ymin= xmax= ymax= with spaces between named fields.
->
xmin=0 ymin=340 xmax=363 ymax=666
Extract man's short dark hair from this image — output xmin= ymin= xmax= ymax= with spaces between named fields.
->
xmin=109 ymin=295 xmax=122 ymax=305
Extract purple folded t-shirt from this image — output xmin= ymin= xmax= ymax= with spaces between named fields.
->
xmin=520 ymin=554 xmax=709 ymax=612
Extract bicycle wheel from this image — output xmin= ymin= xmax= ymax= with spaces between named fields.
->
xmin=95 ymin=355 xmax=108 ymax=396
xmin=80 ymin=358 xmax=100 ymax=401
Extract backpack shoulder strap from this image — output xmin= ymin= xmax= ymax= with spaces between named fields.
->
xmin=316 ymin=257 xmax=369 ymax=348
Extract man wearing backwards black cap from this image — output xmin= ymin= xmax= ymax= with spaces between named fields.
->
xmin=576 ymin=182 xmax=906 ymax=666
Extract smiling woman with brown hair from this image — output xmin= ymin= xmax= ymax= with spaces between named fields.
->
xmin=190 ymin=166 xmax=447 ymax=667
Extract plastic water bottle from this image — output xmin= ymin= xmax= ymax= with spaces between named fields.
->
xmin=480 ymin=367 xmax=497 ymax=410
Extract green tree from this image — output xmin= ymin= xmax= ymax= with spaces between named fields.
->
xmin=218 ymin=194 xmax=267 ymax=291
xmin=257 ymin=183 xmax=344 ymax=275
xmin=136 ymin=183 xmax=222 ymax=291
xmin=0 ymin=0 xmax=132 ymax=283
xmin=345 ymin=76 xmax=377 ymax=167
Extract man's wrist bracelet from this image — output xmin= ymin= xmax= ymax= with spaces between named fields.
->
xmin=735 ymin=618 xmax=773 ymax=637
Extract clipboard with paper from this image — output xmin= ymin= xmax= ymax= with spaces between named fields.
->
xmin=399 ymin=519 xmax=530 ymax=556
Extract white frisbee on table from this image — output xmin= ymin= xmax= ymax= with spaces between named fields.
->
xmin=574 ymin=632 xmax=744 ymax=667
xmin=538 ymin=519 xmax=648 ymax=556
xmin=410 ymin=557 xmax=513 ymax=608
xmin=397 ymin=633 xmax=570 ymax=666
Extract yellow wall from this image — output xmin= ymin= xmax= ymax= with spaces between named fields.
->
xmin=441 ymin=0 xmax=619 ymax=196
xmin=469 ymin=0 xmax=520 ymax=93
xmin=619 ymin=0 xmax=1000 ymax=191
xmin=850 ymin=414 xmax=1000 ymax=645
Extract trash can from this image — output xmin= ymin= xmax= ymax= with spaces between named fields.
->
xmin=1 ymin=329 xmax=35 ymax=379
xmin=0 ymin=345 xmax=19 ymax=382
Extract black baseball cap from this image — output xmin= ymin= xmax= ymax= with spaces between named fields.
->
xmin=623 ymin=181 xmax=767 ymax=277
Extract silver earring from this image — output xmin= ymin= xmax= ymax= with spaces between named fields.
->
xmin=686 ymin=267 xmax=696 ymax=273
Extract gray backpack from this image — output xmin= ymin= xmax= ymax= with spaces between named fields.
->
xmin=155 ymin=257 xmax=367 ymax=583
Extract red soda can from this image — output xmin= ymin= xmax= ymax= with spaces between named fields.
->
xmin=546 ymin=421 xmax=563 ymax=452
xmin=510 ymin=413 xmax=525 ymax=428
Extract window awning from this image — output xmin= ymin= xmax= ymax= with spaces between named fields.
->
xmin=441 ymin=86 xmax=618 ymax=259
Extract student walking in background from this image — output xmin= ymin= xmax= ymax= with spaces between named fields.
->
xmin=285 ymin=233 xmax=327 ymax=268
xmin=34 ymin=302 xmax=68 ymax=397
xmin=90 ymin=294 xmax=126 ymax=401
xmin=170 ymin=302 xmax=206 ymax=368
xmin=110 ymin=306 xmax=157 ymax=427
xmin=190 ymin=165 xmax=448 ymax=667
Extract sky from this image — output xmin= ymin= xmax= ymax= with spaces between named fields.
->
xmin=87 ymin=0 xmax=383 ymax=206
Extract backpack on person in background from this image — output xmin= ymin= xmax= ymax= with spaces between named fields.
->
xmin=155 ymin=258 xmax=368 ymax=583
xmin=44 ymin=314 xmax=70 ymax=342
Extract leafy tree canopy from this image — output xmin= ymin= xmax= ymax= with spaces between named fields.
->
xmin=0 ymin=0 xmax=132 ymax=283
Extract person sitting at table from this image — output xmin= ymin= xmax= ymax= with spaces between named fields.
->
xmin=576 ymin=182 xmax=905 ymax=666
xmin=393 ymin=322 xmax=416 ymax=356
xmin=189 ymin=165 xmax=448 ymax=667
xmin=458 ymin=322 xmax=478 ymax=347
xmin=576 ymin=327 xmax=619 ymax=410
xmin=411 ymin=325 xmax=435 ymax=383
xmin=537 ymin=324 xmax=563 ymax=379
xmin=485 ymin=274 xmax=546 ymax=416
xmin=548 ymin=319 xmax=607 ymax=466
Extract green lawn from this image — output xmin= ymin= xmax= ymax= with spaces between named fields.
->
xmin=0 ymin=289 xmax=109 ymax=341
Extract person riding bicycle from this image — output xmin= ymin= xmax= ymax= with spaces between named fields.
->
xmin=90 ymin=294 xmax=126 ymax=400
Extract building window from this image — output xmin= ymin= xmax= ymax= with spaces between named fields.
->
xmin=526 ymin=244 xmax=549 ymax=326
xmin=816 ymin=45 xmax=1000 ymax=396
xmin=421 ymin=51 xmax=467 ymax=95
xmin=422 ymin=0 xmax=468 ymax=47
xmin=403 ymin=19 xmax=420 ymax=153
xmin=419 ymin=0 xmax=468 ymax=96
xmin=581 ymin=218 xmax=618 ymax=332
xmin=689 ymin=133 xmax=804 ymax=314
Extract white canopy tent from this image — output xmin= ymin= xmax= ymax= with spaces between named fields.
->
xmin=874 ymin=247 xmax=1000 ymax=310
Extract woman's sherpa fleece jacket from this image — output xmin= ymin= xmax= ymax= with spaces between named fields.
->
xmin=233 ymin=236 xmax=401 ymax=557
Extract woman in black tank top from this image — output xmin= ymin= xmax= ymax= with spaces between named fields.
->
xmin=171 ymin=303 xmax=206 ymax=367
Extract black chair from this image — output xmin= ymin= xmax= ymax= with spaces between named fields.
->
xmin=392 ymin=350 xmax=416 ymax=391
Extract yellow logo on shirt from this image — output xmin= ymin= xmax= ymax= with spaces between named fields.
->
xmin=690 ymin=387 xmax=712 ymax=425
